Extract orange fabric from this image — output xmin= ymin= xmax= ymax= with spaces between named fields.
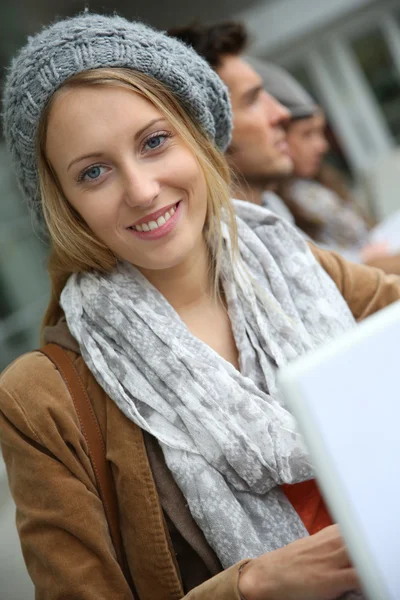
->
xmin=281 ymin=480 xmax=333 ymax=535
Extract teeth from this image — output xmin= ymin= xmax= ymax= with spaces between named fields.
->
xmin=157 ymin=216 xmax=166 ymax=227
xmin=132 ymin=203 xmax=177 ymax=232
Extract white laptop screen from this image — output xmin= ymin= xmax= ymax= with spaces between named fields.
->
xmin=278 ymin=301 xmax=400 ymax=600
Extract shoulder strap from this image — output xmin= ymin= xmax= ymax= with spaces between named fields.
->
xmin=40 ymin=343 xmax=124 ymax=568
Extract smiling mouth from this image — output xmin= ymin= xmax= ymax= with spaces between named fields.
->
xmin=128 ymin=202 xmax=179 ymax=232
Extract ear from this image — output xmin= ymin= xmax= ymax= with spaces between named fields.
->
xmin=225 ymin=142 xmax=237 ymax=158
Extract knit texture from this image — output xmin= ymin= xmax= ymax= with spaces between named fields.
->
xmin=2 ymin=13 xmax=232 ymax=222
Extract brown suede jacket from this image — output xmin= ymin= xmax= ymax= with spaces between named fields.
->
xmin=1 ymin=245 xmax=400 ymax=600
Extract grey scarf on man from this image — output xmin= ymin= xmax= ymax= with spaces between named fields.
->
xmin=61 ymin=200 xmax=356 ymax=569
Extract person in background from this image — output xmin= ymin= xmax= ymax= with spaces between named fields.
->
xmin=168 ymin=21 xmax=295 ymax=222
xmin=171 ymin=22 xmax=400 ymax=273
xmin=249 ymin=56 xmax=400 ymax=271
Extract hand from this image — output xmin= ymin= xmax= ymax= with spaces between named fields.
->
xmin=362 ymin=252 xmax=400 ymax=275
xmin=238 ymin=525 xmax=360 ymax=600
xmin=361 ymin=241 xmax=390 ymax=263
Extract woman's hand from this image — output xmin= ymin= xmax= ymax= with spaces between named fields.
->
xmin=360 ymin=241 xmax=390 ymax=264
xmin=363 ymin=252 xmax=400 ymax=275
xmin=238 ymin=524 xmax=360 ymax=600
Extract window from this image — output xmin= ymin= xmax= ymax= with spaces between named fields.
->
xmin=351 ymin=27 xmax=400 ymax=143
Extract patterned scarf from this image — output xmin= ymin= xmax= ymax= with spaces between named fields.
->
xmin=61 ymin=201 xmax=355 ymax=568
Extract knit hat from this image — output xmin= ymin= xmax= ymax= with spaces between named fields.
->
xmin=2 ymin=12 xmax=232 ymax=222
xmin=246 ymin=56 xmax=318 ymax=119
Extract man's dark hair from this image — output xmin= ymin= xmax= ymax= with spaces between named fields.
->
xmin=168 ymin=22 xmax=248 ymax=68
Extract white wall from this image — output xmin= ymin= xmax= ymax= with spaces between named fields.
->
xmin=237 ymin=0 xmax=377 ymax=55
xmin=363 ymin=149 xmax=400 ymax=220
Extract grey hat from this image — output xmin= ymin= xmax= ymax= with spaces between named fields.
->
xmin=246 ymin=56 xmax=318 ymax=120
xmin=3 ymin=12 xmax=232 ymax=221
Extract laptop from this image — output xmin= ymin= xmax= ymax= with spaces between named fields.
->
xmin=278 ymin=300 xmax=400 ymax=600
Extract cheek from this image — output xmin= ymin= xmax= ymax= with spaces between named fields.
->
xmin=190 ymin=170 xmax=208 ymax=217
xmin=234 ymin=121 xmax=266 ymax=151
xmin=170 ymin=153 xmax=205 ymax=195
xmin=306 ymin=143 xmax=318 ymax=159
xmin=71 ymin=192 xmax=117 ymax=237
xmin=293 ymin=138 xmax=306 ymax=157
xmin=232 ymin=111 xmax=256 ymax=141
xmin=250 ymin=108 xmax=273 ymax=146
xmin=185 ymin=166 xmax=207 ymax=221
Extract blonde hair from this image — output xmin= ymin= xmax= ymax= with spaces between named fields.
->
xmin=37 ymin=67 xmax=237 ymax=337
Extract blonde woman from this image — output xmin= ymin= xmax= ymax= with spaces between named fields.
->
xmin=1 ymin=13 xmax=399 ymax=600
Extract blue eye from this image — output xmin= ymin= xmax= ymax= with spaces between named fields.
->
xmin=79 ymin=165 xmax=107 ymax=182
xmin=143 ymin=131 xmax=172 ymax=153
xmin=145 ymin=135 xmax=164 ymax=150
xmin=86 ymin=166 xmax=102 ymax=179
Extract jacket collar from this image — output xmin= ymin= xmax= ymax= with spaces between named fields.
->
xmin=42 ymin=317 xmax=80 ymax=353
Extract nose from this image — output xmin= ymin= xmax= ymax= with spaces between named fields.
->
xmin=265 ymin=93 xmax=291 ymax=126
xmin=316 ymin=133 xmax=329 ymax=155
xmin=320 ymin=136 xmax=329 ymax=154
xmin=122 ymin=164 xmax=160 ymax=209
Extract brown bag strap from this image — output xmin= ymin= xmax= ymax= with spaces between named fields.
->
xmin=40 ymin=343 xmax=124 ymax=568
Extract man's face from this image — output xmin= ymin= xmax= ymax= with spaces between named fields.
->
xmin=216 ymin=55 xmax=293 ymax=184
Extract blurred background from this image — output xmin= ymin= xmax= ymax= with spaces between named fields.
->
xmin=0 ymin=0 xmax=400 ymax=597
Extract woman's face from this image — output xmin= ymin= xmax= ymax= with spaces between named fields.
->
xmin=286 ymin=112 xmax=329 ymax=179
xmin=45 ymin=84 xmax=208 ymax=272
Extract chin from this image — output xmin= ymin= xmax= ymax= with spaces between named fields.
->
xmin=276 ymin=156 xmax=294 ymax=177
xmin=293 ymin=165 xmax=313 ymax=179
xmin=131 ymin=256 xmax=184 ymax=272
xmin=130 ymin=246 xmax=194 ymax=273
xmin=305 ymin=168 xmax=319 ymax=179
xmin=269 ymin=161 xmax=293 ymax=180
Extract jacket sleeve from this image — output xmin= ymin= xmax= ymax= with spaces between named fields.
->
xmin=309 ymin=243 xmax=400 ymax=320
xmin=0 ymin=352 xmax=134 ymax=600
xmin=185 ymin=562 xmax=246 ymax=599
xmin=0 ymin=352 xmax=246 ymax=600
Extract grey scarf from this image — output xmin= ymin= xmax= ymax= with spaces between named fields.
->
xmin=61 ymin=201 xmax=355 ymax=569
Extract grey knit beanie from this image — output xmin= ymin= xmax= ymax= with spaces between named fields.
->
xmin=3 ymin=12 xmax=232 ymax=222
xmin=246 ymin=56 xmax=318 ymax=120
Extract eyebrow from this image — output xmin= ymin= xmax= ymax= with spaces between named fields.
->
xmin=241 ymin=84 xmax=264 ymax=105
xmin=66 ymin=117 xmax=167 ymax=171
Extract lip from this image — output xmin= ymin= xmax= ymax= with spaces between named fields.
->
xmin=129 ymin=201 xmax=179 ymax=228
xmin=275 ymin=139 xmax=289 ymax=154
xmin=127 ymin=201 xmax=182 ymax=241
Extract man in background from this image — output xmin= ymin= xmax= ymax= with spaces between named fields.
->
xmin=169 ymin=22 xmax=295 ymax=219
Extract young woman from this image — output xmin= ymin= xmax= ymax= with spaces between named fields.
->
xmin=1 ymin=13 xmax=399 ymax=600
